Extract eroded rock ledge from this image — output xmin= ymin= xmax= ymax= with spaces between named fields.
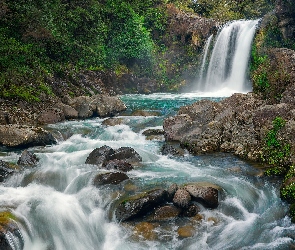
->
xmin=163 ymin=90 xmax=295 ymax=165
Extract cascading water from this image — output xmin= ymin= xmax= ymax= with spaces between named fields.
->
xmin=196 ymin=20 xmax=259 ymax=94
xmin=0 ymin=93 xmax=295 ymax=250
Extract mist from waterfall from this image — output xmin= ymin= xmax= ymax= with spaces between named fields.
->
xmin=195 ymin=20 xmax=259 ymax=95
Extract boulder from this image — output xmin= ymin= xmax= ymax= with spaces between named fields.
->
xmin=70 ymin=96 xmax=93 ymax=119
xmin=36 ymin=107 xmax=65 ymax=125
xmin=17 ymin=150 xmax=39 ymax=167
xmin=108 ymin=147 xmax=142 ymax=165
xmin=102 ymin=118 xmax=124 ymax=126
xmin=55 ymin=103 xmax=78 ymax=119
xmin=163 ymin=114 xmax=192 ymax=141
xmin=93 ymin=172 xmax=129 ymax=186
xmin=115 ymin=189 xmax=168 ymax=221
xmin=131 ymin=110 xmax=161 ymax=117
xmin=0 ymin=211 xmax=23 ymax=250
xmin=150 ymin=205 xmax=181 ymax=221
xmin=173 ymin=188 xmax=191 ymax=208
xmin=0 ymin=161 xmax=18 ymax=182
xmin=185 ymin=184 xmax=219 ymax=208
xmin=177 ymin=225 xmax=195 ymax=238
xmin=0 ymin=125 xmax=56 ymax=148
xmin=161 ymin=143 xmax=185 ymax=156
xmin=102 ymin=159 xmax=133 ymax=172
xmin=133 ymin=222 xmax=157 ymax=241
xmin=167 ymin=183 xmax=178 ymax=201
xmin=142 ymin=129 xmax=164 ymax=137
xmin=92 ymin=95 xmax=126 ymax=117
xmin=85 ymin=146 xmax=114 ymax=165
xmin=182 ymin=204 xmax=200 ymax=217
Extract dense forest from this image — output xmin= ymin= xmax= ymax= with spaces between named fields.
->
xmin=0 ymin=0 xmax=276 ymax=101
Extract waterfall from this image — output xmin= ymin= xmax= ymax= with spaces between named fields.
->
xmin=196 ymin=20 xmax=259 ymax=94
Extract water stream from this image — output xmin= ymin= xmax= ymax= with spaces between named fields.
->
xmin=0 ymin=93 xmax=295 ymax=250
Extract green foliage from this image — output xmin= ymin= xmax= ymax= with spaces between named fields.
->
xmin=262 ymin=117 xmax=291 ymax=168
xmin=281 ymin=183 xmax=295 ymax=203
xmin=190 ymin=0 xmax=275 ymax=21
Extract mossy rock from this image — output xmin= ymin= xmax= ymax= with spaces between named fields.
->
xmin=0 ymin=211 xmax=20 ymax=250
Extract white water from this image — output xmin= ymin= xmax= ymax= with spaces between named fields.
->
xmin=0 ymin=93 xmax=295 ymax=250
xmin=196 ymin=20 xmax=259 ymax=95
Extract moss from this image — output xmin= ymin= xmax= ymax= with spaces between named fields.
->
xmin=289 ymin=203 xmax=295 ymax=223
xmin=281 ymin=183 xmax=295 ymax=203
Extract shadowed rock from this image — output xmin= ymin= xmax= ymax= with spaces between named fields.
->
xmin=93 ymin=172 xmax=129 ymax=186
xmin=0 ymin=125 xmax=56 ymax=148
xmin=115 ymin=189 xmax=168 ymax=221
xmin=85 ymin=146 xmax=115 ymax=165
xmin=182 ymin=204 xmax=200 ymax=217
xmin=150 ymin=205 xmax=181 ymax=221
xmin=108 ymin=147 xmax=142 ymax=165
xmin=102 ymin=159 xmax=133 ymax=172
xmin=17 ymin=150 xmax=39 ymax=167
xmin=185 ymin=185 xmax=219 ymax=208
xmin=0 ymin=161 xmax=18 ymax=182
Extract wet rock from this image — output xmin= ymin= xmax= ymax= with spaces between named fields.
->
xmin=207 ymin=217 xmax=219 ymax=225
xmin=177 ymin=224 xmax=195 ymax=238
xmin=92 ymin=95 xmax=126 ymax=117
xmin=185 ymin=185 xmax=219 ymax=208
xmin=131 ymin=110 xmax=161 ymax=116
xmin=182 ymin=204 xmax=200 ymax=217
xmin=0 ymin=161 xmax=18 ymax=182
xmin=0 ymin=125 xmax=56 ymax=148
xmin=151 ymin=205 xmax=181 ymax=221
xmin=36 ymin=107 xmax=65 ymax=125
xmin=17 ymin=150 xmax=39 ymax=167
xmin=0 ymin=211 xmax=23 ymax=250
xmin=161 ymin=143 xmax=185 ymax=156
xmin=115 ymin=189 xmax=168 ymax=221
xmin=173 ymin=188 xmax=191 ymax=208
xmin=167 ymin=183 xmax=178 ymax=201
xmin=142 ymin=129 xmax=164 ymax=137
xmin=93 ymin=172 xmax=129 ymax=186
xmin=85 ymin=146 xmax=115 ymax=165
xmin=102 ymin=159 xmax=133 ymax=172
xmin=133 ymin=222 xmax=157 ymax=241
xmin=108 ymin=147 xmax=142 ymax=165
xmin=102 ymin=118 xmax=124 ymax=126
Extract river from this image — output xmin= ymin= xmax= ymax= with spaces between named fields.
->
xmin=0 ymin=93 xmax=294 ymax=250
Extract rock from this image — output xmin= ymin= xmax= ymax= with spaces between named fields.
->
xmin=150 ymin=205 xmax=181 ymax=221
xmin=185 ymin=184 xmax=219 ymax=208
xmin=0 ymin=125 xmax=56 ymax=148
xmin=182 ymin=204 xmax=200 ymax=217
xmin=108 ymin=147 xmax=142 ymax=165
xmin=102 ymin=118 xmax=124 ymax=126
xmin=131 ymin=110 xmax=161 ymax=116
xmin=85 ymin=146 xmax=115 ymax=165
xmin=71 ymin=96 xmax=94 ymax=119
xmin=102 ymin=159 xmax=133 ymax=172
xmin=173 ymin=188 xmax=191 ymax=208
xmin=163 ymin=114 xmax=192 ymax=141
xmin=133 ymin=222 xmax=157 ymax=241
xmin=36 ymin=107 xmax=65 ymax=125
xmin=142 ymin=129 xmax=164 ymax=137
xmin=177 ymin=225 xmax=195 ymax=238
xmin=115 ymin=189 xmax=168 ymax=221
xmin=92 ymin=95 xmax=126 ymax=117
xmin=161 ymin=143 xmax=185 ymax=156
xmin=0 ymin=161 xmax=18 ymax=182
xmin=0 ymin=211 xmax=23 ymax=250
xmin=17 ymin=150 xmax=39 ymax=167
xmin=55 ymin=103 xmax=78 ymax=119
xmin=93 ymin=172 xmax=129 ymax=186
xmin=167 ymin=183 xmax=178 ymax=201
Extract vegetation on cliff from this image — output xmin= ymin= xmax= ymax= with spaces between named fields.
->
xmin=0 ymin=0 xmax=277 ymax=101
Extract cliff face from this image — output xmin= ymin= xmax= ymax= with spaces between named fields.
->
xmin=276 ymin=0 xmax=295 ymax=40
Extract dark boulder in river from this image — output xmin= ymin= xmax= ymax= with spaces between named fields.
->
xmin=115 ymin=189 xmax=168 ymax=221
xmin=85 ymin=145 xmax=115 ymax=165
xmin=102 ymin=159 xmax=134 ymax=172
xmin=0 ymin=161 xmax=19 ymax=182
xmin=0 ymin=125 xmax=56 ymax=148
xmin=93 ymin=172 xmax=129 ymax=186
xmin=17 ymin=150 xmax=39 ymax=167
xmin=107 ymin=147 xmax=142 ymax=165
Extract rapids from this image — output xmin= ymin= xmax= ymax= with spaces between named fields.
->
xmin=0 ymin=93 xmax=295 ymax=250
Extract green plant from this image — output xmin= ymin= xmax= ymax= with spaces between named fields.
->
xmin=262 ymin=117 xmax=291 ymax=168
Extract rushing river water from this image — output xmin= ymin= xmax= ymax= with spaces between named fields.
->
xmin=1 ymin=93 xmax=295 ymax=250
